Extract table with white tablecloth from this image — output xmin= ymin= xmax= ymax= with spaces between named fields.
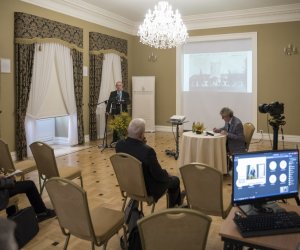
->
xmin=178 ymin=131 xmax=227 ymax=174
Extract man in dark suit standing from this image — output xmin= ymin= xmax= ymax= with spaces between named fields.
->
xmin=213 ymin=107 xmax=246 ymax=154
xmin=116 ymin=118 xmax=184 ymax=208
xmin=106 ymin=81 xmax=130 ymax=143
xmin=106 ymin=81 xmax=130 ymax=115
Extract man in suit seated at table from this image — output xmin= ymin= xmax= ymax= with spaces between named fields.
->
xmin=213 ymin=107 xmax=246 ymax=154
xmin=116 ymin=118 xmax=184 ymax=208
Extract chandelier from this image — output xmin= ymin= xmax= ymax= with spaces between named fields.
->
xmin=137 ymin=1 xmax=189 ymax=49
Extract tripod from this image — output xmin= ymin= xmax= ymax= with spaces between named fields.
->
xmin=99 ymin=113 xmax=113 ymax=152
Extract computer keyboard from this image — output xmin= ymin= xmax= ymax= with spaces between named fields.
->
xmin=234 ymin=211 xmax=300 ymax=238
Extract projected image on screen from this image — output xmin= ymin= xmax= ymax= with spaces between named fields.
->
xmin=184 ymin=51 xmax=251 ymax=92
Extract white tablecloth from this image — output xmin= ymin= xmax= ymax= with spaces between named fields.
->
xmin=178 ymin=131 xmax=227 ymax=174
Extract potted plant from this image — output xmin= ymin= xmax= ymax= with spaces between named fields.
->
xmin=109 ymin=112 xmax=132 ymax=140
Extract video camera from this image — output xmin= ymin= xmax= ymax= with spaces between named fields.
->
xmin=258 ymin=101 xmax=284 ymax=118
xmin=258 ymin=101 xmax=285 ymax=127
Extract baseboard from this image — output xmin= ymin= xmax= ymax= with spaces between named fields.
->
xmin=253 ymin=132 xmax=300 ymax=143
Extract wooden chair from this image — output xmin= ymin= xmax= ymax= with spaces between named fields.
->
xmin=0 ymin=139 xmax=36 ymax=180
xmin=30 ymin=141 xmax=83 ymax=195
xmin=243 ymin=122 xmax=255 ymax=151
xmin=110 ymin=153 xmax=157 ymax=213
xmin=45 ymin=177 xmax=127 ymax=250
xmin=180 ymin=163 xmax=232 ymax=219
xmin=137 ymin=208 xmax=211 ymax=250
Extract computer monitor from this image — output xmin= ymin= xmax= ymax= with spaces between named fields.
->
xmin=232 ymin=149 xmax=299 ymax=215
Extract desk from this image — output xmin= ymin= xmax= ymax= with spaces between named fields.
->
xmin=219 ymin=206 xmax=300 ymax=250
xmin=178 ymin=131 xmax=227 ymax=174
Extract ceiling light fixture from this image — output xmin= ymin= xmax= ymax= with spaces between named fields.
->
xmin=137 ymin=1 xmax=189 ymax=49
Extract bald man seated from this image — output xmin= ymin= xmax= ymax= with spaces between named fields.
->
xmin=116 ymin=118 xmax=184 ymax=208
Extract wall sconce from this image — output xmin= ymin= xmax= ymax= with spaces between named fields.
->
xmin=284 ymin=44 xmax=297 ymax=56
xmin=148 ymin=52 xmax=157 ymax=62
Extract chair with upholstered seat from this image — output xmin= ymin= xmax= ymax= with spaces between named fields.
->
xmin=0 ymin=139 xmax=37 ymax=180
xmin=243 ymin=122 xmax=255 ymax=151
xmin=45 ymin=177 xmax=127 ymax=250
xmin=30 ymin=141 xmax=83 ymax=195
xmin=137 ymin=208 xmax=211 ymax=250
xmin=110 ymin=153 xmax=158 ymax=213
xmin=180 ymin=163 xmax=231 ymax=219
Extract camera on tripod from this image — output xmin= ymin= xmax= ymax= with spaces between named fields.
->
xmin=258 ymin=101 xmax=285 ymax=126
xmin=258 ymin=101 xmax=286 ymax=150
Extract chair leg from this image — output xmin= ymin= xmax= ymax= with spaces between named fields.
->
xmin=103 ymin=242 xmax=107 ymax=250
xmin=91 ymin=242 xmax=95 ymax=250
xmin=39 ymin=174 xmax=46 ymax=195
xmin=79 ymin=176 xmax=83 ymax=188
xmin=151 ymin=203 xmax=156 ymax=213
xmin=63 ymin=234 xmax=71 ymax=250
xmin=121 ymin=197 xmax=128 ymax=211
xmin=140 ymin=201 xmax=143 ymax=213
xmin=40 ymin=181 xmax=46 ymax=196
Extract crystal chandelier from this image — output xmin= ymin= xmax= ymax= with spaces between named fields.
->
xmin=137 ymin=1 xmax=189 ymax=49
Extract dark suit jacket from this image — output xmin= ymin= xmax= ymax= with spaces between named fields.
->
xmin=219 ymin=116 xmax=246 ymax=154
xmin=106 ymin=90 xmax=130 ymax=114
xmin=116 ymin=137 xmax=170 ymax=201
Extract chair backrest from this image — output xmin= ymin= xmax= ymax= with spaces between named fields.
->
xmin=138 ymin=208 xmax=211 ymax=250
xmin=0 ymin=139 xmax=16 ymax=173
xmin=30 ymin=142 xmax=59 ymax=178
xmin=45 ymin=177 xmax=95 ymax=242
xmin=243 ymin=122 xmax=255 ymax=151
xmin=180 ymin=163 xmax=231 ymax=218
xmin=110 ymin=153 xmax=150 ymax=202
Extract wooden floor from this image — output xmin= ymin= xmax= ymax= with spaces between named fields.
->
xmin=4 ymin=132 xmax=299 ymax=250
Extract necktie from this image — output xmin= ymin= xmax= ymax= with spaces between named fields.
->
xmin=117 ymin=91 xmax=121 ymax=101
xmin=227 ymin=123 xmax=231 ymax=132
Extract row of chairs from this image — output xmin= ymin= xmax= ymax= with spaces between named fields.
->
xmin=45 ymin=154 xmax=223 ymax=250
xmin=109 ymin=153 xmax=231 ymax=249
xmin=0 ymin=139 xmax=83 ymax=195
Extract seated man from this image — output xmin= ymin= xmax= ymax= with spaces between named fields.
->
xmin=213 ymin=107 xmax=246 ymax=154
xmin=116 ymin=118 xmax=183 ymax=208
xmin=0 ymin=176 xmax=55 ymax=222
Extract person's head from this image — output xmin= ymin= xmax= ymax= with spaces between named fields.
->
xmin=220 ymin=107 xmax=233 ymax=123
xmin=115 ymin=81 xmax=123 ymax=92
xmin=127 ymin=118 xmax=145 ymax=141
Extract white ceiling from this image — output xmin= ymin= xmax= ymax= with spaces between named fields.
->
xmin=82 ymin=0 xmax=300 ymax=22
xmin=22 ymin=0 xmax=300 ymax=35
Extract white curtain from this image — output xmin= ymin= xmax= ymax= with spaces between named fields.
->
xmin=25 ymin=43 xmax=78 ymax=153
xmin=55 ymin=44 xmax=78 ymax=145
xmin=96 ymin=53 xmax=122 ymax=138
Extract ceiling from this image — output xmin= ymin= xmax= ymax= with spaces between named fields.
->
xmin=82 ymin=0 xmax=300 ymax=22
xmin=22 ymin=0 xmax=300 ymax=34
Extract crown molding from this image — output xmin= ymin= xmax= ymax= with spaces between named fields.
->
xmin=184 ymin=3 xmax=300 ymax=31
xmin=21 ymin=0 xmax=300 ymax=36
xmin=21 ymin=0 xmax=136 ymax=35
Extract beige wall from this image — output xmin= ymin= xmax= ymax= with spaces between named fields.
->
xmin=0 ymin=0 xmax=133 ymax=150
xmin=1 ymin=0 xmax=300 ymax=151
xmin=132 ymin=22 xmax=300 ymax=136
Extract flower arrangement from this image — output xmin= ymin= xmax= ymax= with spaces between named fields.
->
xmin=109 ymin=112 xmax=132 ymax=139
xmin=192 ymin=122 xmax=205 ymax=134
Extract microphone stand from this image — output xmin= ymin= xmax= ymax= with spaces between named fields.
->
xmin=97 ymin=100 xmax=114 ymax=152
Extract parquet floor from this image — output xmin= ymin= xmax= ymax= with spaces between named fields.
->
xmin=3 ymin=132 xmax=299 ymax=250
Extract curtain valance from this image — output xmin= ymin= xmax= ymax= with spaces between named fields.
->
xmin=14 ymin=12 xmax=83 ymax=51
xmin=89 ymin=32 xmax=127 ymax=58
